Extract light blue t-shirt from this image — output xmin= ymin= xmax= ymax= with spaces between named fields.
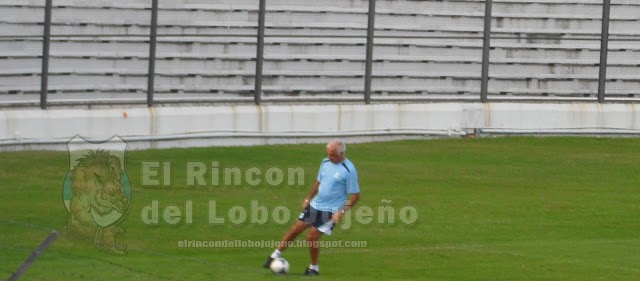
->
xmin=310 ymin=158 xmax=360 ymax=212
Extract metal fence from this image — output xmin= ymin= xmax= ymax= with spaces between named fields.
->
xmin=2 ymin=0 xmax=639 ymax=108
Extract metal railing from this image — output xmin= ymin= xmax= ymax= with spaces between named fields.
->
xmin=0 ymin=0 xmax=637 ymax=108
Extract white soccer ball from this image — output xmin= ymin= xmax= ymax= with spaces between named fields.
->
xmin=269 ymin=258 xmax=290 ymax=274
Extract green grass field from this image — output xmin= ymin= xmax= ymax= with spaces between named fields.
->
xmin=1 ymin=137 xmax=639 ymax=280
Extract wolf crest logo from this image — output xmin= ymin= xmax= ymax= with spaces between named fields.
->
xmin=62 ymin=135 xmax=132 ymax=254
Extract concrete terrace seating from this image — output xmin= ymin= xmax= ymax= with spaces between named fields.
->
xmin=2 ymin=1 xmax=640 ymax=37
xmin=1 ymin=0 xmax=639 ymax=101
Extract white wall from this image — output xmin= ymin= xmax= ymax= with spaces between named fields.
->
xmin=1 ymin=103 xmax=639 ymax=151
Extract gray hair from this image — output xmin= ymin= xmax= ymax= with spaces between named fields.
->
xmin=327 ymin=139 xmax=346 ymax=155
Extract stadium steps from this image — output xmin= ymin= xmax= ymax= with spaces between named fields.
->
xmin=4 ymin=36 xmax=640 ymax=56
xmin=2 ymin=77 xmax=637 ymax=99
xmin=2 ymin=16 xmax=639 ymax=38
xmin=3 ymin=50 xmax=638 ymax=76
xmin=1 ymin=2 xmax=639 ymax=37
xmin=2 ymin=67 xmax=639 ymax=97
xmin=1 ymin=0 xmax=640 ymax=100
xmin=3 ymin=0 xmax=640 ymax=18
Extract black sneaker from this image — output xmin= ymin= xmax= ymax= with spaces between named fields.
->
xmin=262 ymin=256 xmax=274 ymax=269
xmin=304 ymin=268 xmax=320 ymax=276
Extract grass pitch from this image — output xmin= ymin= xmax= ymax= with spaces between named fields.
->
xmin=1 ymin=137 xmax=639 ymax=280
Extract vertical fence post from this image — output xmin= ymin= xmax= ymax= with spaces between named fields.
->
xmin=147 ymin=0 xmax=159 ymax=107
xmin=480 ymin=0 xmax=492 ymax=103
xmin=40 ymin=0 xmax=53 ymax=110
xmin=364 ymin=0 xmax=376 ymax=104
xmin=254 ymin=0 xmax=267 ymax=105
xmin=597 ymin=0 xmax=611 ymax=103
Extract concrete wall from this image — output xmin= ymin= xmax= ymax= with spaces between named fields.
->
xmin=1 ymin=103 xmax=639 ymax=151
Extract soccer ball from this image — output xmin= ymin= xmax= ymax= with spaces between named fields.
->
xmin=269 ymin=258 xmax=290 ymax=274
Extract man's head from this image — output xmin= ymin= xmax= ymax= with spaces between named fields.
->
xmin=326 ymin=139 xmax=346 ymax=164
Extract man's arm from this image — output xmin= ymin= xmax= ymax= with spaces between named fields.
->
xmin=332 ymin=193 xmax=360 ymax=223
xmin=302 ymin=180 xmax=320 ymax=209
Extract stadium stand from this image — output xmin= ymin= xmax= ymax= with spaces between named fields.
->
xmin=0 ymin=0 xmax=639 ymax=103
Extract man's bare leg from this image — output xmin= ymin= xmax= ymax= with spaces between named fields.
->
xmin=278 ymin=220 xmax=308 ymax=252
